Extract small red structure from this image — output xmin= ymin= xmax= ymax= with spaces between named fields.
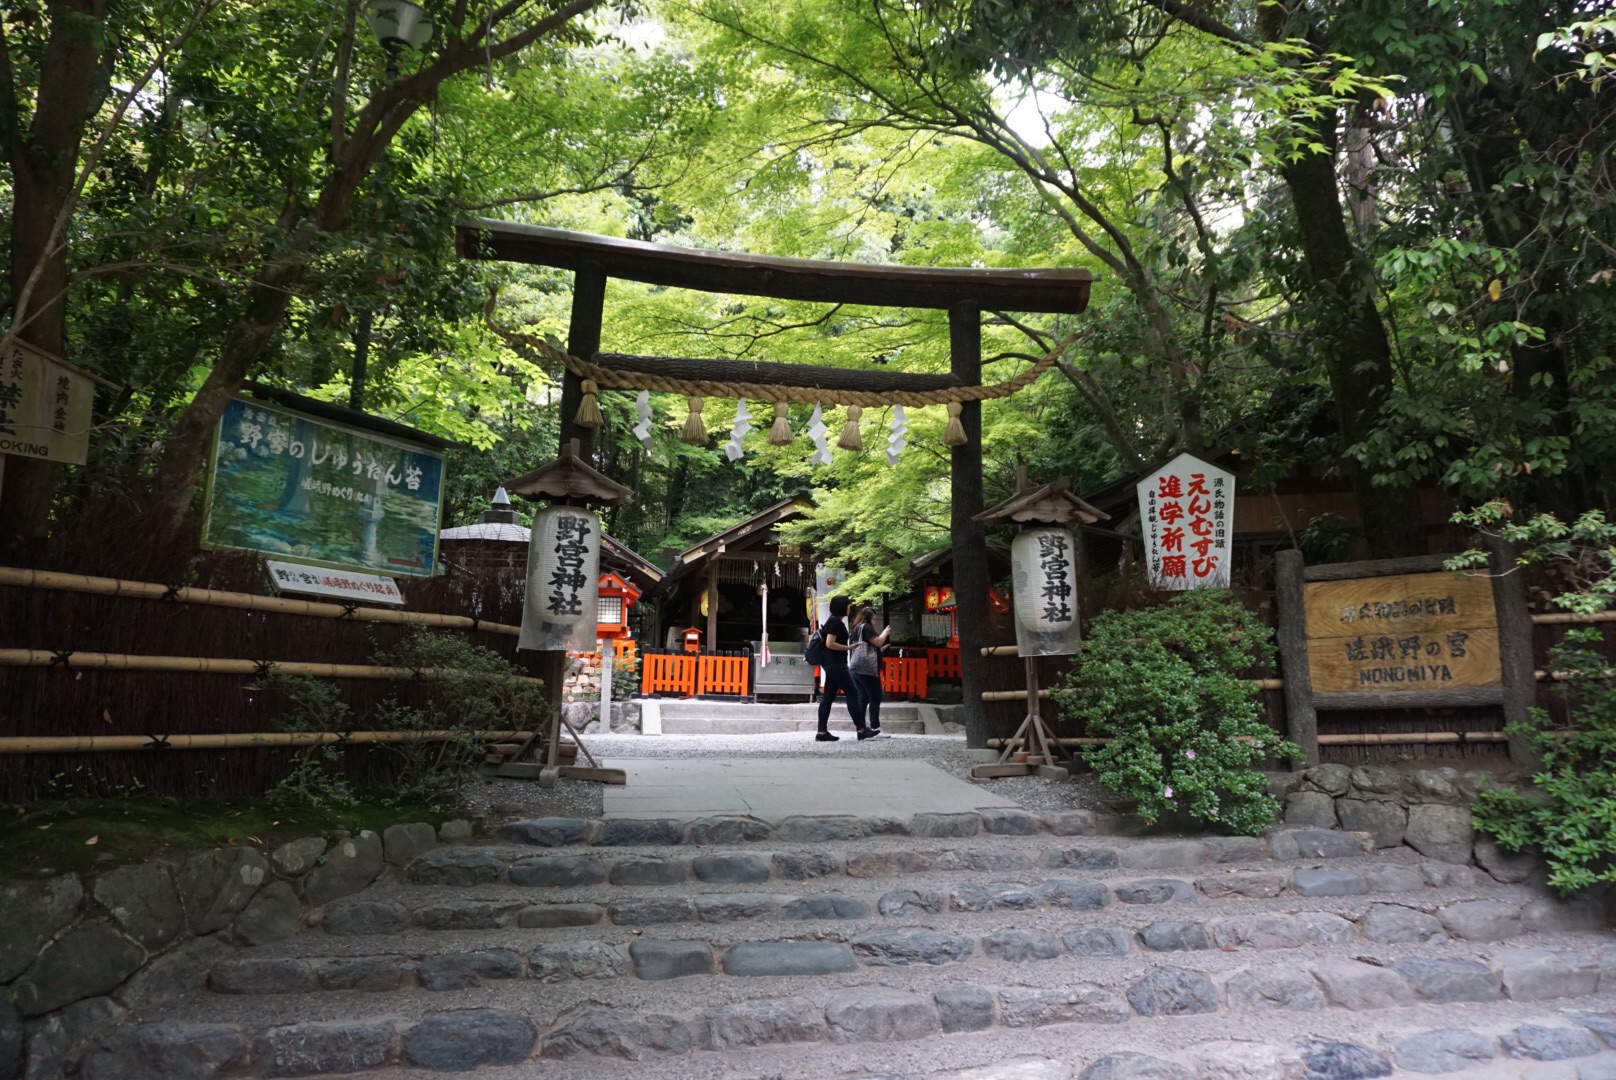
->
xmin=681 ymin=627 xmax=704 ymax=653
xmin=596 ymin=572 xmax=641 ymax=642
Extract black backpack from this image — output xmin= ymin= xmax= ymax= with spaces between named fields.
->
xmin=804 ymin=627 xmax=828 ymax=665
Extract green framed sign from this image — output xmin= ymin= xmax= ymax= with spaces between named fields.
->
xmin=202 ymin=397 xmax=445 ymax=576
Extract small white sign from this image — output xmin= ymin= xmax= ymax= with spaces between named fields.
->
xmin=1136 ymin=452 xmax=1234 ymax=590
xmin=266 ymin=560 xmax=405 ymax=605
xmin=0 ymin=340 xmax=97 ymax=465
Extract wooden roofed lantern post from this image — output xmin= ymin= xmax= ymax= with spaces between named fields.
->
xmin=500 ymin=438 xmax=632 ymax=786
xmin=456 ymin=220 xmax=1094 ymax=747
xmin=970 ymin=472 xmax=1107 ymax=781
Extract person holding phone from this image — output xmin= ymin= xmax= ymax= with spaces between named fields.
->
xmin=816 ymin=595 xmax=876 ymax=742
xmin=847 ymin=604 xmax=890 ymax=737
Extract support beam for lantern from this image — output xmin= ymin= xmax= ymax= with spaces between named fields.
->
xmin=969 ymin=471 xmax=1108 ymax=782
xmin=498 ymin=439 xmax=632 ymax=787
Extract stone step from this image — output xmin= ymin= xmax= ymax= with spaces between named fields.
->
xmin=654 ymin=700 xmax=927 ymax=735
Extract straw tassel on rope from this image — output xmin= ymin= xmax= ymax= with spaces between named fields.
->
xmin=838 ymin=405 xmax=864 ymax=451
xmin=575 ymin=379 xmax=603 ymax=428
xmin=943 ymin=402 xmax=967 ymax=447
xmin=681 ymin=397 xmax=707 ymax=445
xmin=768 ymin=402 xmax=792 ymax=445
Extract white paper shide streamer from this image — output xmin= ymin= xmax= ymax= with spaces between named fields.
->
xmin=632 ymin=390 xmax=653 ymax=453
xmin=724 ymin=399 xmax=752 ymax=461
xmin=806 ymin=403 xmax=832 ymax=466
xmin=887 ymin=404 xmax=908 ymax=466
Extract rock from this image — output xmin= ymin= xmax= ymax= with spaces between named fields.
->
xmin=1334 ymin=800 xmax=1406 ymax=848
xmin=1190 ymin=1040 xmax=1305 ymax=1080
xmin=1349 ymin=765 xmax=1403 ymax=797
xmin=1196 ymin=870 xmax=1289 ymax=900
xmin=722 ymin=940 xmax=857 ymax=976
xmin=594 ymin=819 xmax=685 ymax=846
xmin=177 ymin=848 xmax=269 ymax=933
xmin=1041 ymin=847 xmax=1121 ymax=870
xmin=687 ymin=892 xmax=778 ymax=923
xmin=1308 ymin=959 xmax=1413 ymax=1010
xmin=979 ymin=808 xmax=1042 ymax=835
xmin=1112 ymin=878 xmax=1195 ymax=905
xmin=508 ymin=854 xmax=604 ymax=888
xmin=980 ymin=930 xmax=1063 ymax=962
xmin=1395 ymin=1029 xmax=1496 ymax=1073
xmin=690 ymin=853 xmax=771 ymax=884
xmin=314 ymin=956 xmax=413 ymax=992
xmin=408 ymin=849 xmax=504 ymax=886
xmin=1497 ymin=948 xmax=1601 ymax=1000
xmin=1474 ymin=837 xmax=1539 ymax=883
xmin=303 ymin=832 xmax=383 ymax=907
xmin=1393 ymin=957 xmax=1502 ymax=1003
xmin=540 ymin=1009 xmax=694 ymax=1061
xmin=382 ymin=822 xmax=437 ymax=866
xmin=1503 ymin=1025 xmax=1603 ymax=1061
xmin=781 ymin=894 xmax=869 ymax=920
xmin=15 ymin=919 xmax=144 ymax=1016
xmin=878 ymin=889 xmax=947 ymax=916
xmin=1126 ymin=967 xmax=1219 ymax=1016
xmin=1572 ymin=1014 xmax=1616 ymax=1049
xmin=1304 ymin=764 xmax=1352 ymax=796
xmin=0 ymin=875 xmax=83 ymax=983
xmin=697 ymin=997 xmax=823 ymax=1049
xmin=250 ymin=1020 xmax=395 ymax=1077
xmin=24 ymin=995 xmax=127 ymax=1080
xmin=92 ymin=864 xmax=184 ymax=951
xmin=416 ymin=950 xmax=523 ymax=990
xmin=1360 ymin=904 xmax=1446 ymax=945
xmin=1421 ymin=862 xmax=1478 ymax=888
xmin=1038 ymin=880 xmax=1110 ymax=910
xmin=1582 ymin=1066 xmax=1616 ymax=1080
xmin=911 ymin=812 xmax=980 ymax=838
xmin=1137 ymin=921 xmax=1211 ymax=951
xmin=210 ymin=958 xmax=316 ymax=995
xmin=404 ymin=1010 xmax=537 ymax=1069
xmin=416 ymin=900 xmax=516 ymax=931
xmin=852 ymin=929 xmax=973 ymax=966
xmin=1438 ymin=899 xmax=1522 ymax=942
xmin=956 ymin=849 xmax=1040 ymax=873
xmin=1404 ymin=804 xmax=1473 ymax=864
xmin=517 ymin=903 xmax=604 ymax=928
xmin=629 ymin=939 xmax=713 ymax=980
xmin=1523 ymin=896 xmax=1605 ymax=933
xmin=528 ymin=942 xmax=624 ymax=983
xmin=936 ymin=985 xmax=997 ymax=1033
xmin=320 ymin=899 xmax=408 ymax=936
xmin=1062 ymin=926 xmax=1133 ymax=956
xmin=1204 ymin=837 xmax=1268 ymax=863
xmin=608 ymin=857 xmax=689 ymax=886
xmin=826 ymin=987 xmax=936 ymax=1043
xmin=1292 ymin=868 xmax=1366 ymax=896
xmin=1360 ymin=865 xmax=1425 ymax=892
xmin=1406 ymin=767 xmax=1462 ymax=803
xmin=114 ymin=935 xmax=232 ymax=1011
xmin=499 ymin=817 xmax=591 ymax=847
xmin=1212 ymin=915 xmax=1306 ymax=950
xmin=1267 ymin=828 xmax=1366 ymax=860
xmin=80 ymin=1021 xmax=246 ymax=1080
xmin=999 ymin=985 xmax=1131 ymax=1027
xmin=1119 ymin=841 xmax=1208 ymax=870
xmin=1045 ymin=809 xmax=1099 ymax=835
xmin=774 ymin=815 xmax=863 ymax=842
xmin=1297 ymin=911 xmax=1358 ymax=945
xmin=1079 ymin=1053 xmax=1195 ymax=1080
xmin=683 ymin=816 xmax=770 ymax=845
xmin=846 ymin=850 xmax=930 ymax=876
xmin=607 ymin=897 xmax=694 ymax=925
xmin=952 ymin=882 xmax=1040 ymax=912
xmin=1285 ymin=792 xmax=1338 ymax=829
xmin=1298 ymin=1039 xmax=1392 ymax=1080
xmin=438 ymin=819 xmax=473 ymax=843
xmin=772 ymin=851 xmax=842 ymax=879
xmin=0 ymin=999 xmax=22 ymax=1080
xmin=231 ymin=880 xmax=301 ymax=945
xmin=1224 ymin=967 xmax=1324 ymax=1012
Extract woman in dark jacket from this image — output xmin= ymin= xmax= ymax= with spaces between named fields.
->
xmin=816 ymin=595 xmax=875 ymax=742
xmin=848 ymin=605 xmax=891 ymax=737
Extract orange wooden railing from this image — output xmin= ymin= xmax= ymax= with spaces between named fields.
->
xmin=926 ymin=646 xmax=961 ymax=682
xmin=882 ymin=655 xmax=928 ymax=700
xmin=697 ymin=651 xmax=750 ymax=697
xmin=641 ymin=651 xmax=697 ymax=697
xmin=610 ymin=638 xmax=638 ymax=664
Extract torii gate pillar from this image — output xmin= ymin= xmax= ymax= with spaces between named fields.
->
xmin=950 ymin=300 xmax=990 ymax=748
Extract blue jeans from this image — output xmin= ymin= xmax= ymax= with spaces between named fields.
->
xmin=817 ymin=664 xmax=867 ymax=731
xmin=852 ymin=671 xmax=883 ymax=731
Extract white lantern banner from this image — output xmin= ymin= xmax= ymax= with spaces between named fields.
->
xmin=806 ymin=403 xmax=831 ymax=466
xmin=632 ymin=390 xmax=653 ymax=453
xmin=886 ymin=404 xmax=908 ymax=466
xmin=1135 ymin=451 xmax=1234 ymax=590
xmin=1010 ymin=526 xmax=1082 ymax=657
xmin=724 ymin=399 xmax=752 ymax=462
xmin=519 ymin=505 xmax=602 ymax=652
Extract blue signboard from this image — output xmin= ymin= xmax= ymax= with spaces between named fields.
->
xmin=202 ymin=397 xmax=445 ymax=576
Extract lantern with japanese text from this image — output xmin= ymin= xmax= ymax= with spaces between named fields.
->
xmin=523 ymin=505 xmax=602 ymax=650
xmin=1010 ymin=528 xmax=1078 ymax=638
xmin=1135 ymin=452 xmax=1234 ymax=590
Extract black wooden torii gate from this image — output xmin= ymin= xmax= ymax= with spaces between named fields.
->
xmin=454 ymin=218 xmax=1093 ymax=746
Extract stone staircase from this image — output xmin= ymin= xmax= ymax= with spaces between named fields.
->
xmin=51 ymin=812 xmax=1616 ymax=1079
xmin=651 ymin=699 xmax=931 ymax=735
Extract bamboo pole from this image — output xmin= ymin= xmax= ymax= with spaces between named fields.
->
xmin=981 ymin=689 xmax=1052 ymax=701
xmin=0 ymin=649 xmax=543 ymax=684
xmin=987 ymin=731 xmax=1510 ymax=750
xmin=0 ymin=566 xmax=521 ymax=636
xmin=1531 ymin=611 xmax=1616 ymax=625
xmin=0 ymin=730 xmax=537 ymax=754
xmin=1536 ymin=668 xmax=1616 ymax=681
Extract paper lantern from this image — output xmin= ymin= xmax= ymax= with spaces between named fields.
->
xmin=1010 ymin=527 xmax=1077 ymax=634
xmin=528 ymin=506 xmax=601 ymax=628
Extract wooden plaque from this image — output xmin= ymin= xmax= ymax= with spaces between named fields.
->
xmin=1303 ymin=571 xmax=1501 ymax=695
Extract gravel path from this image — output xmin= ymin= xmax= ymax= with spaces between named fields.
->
xmin=459 ymin=732 xmax=1121 ymax=823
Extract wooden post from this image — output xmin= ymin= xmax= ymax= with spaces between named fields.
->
xmin=1274 ymin=549 xmax=1318 ymax=768
xmin=950 ymin=300 xmax=989 ymax=748
xmin=1485 ymin=533 xmax=1539 ymax=771
xmin=705 ymin=561 xmax=719 ymax=649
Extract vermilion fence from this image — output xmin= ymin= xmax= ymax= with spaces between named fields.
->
xmin=640 ymin=651 xmax=697 ymax=696
xmin=882 ymin=655 xmax=928 ymax=700
xmin=926 ymin=646 xmax=961 ymax=681
xmin=696 ymin=652 xmax=750 ymax=697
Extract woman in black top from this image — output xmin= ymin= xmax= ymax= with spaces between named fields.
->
xmin=848 ymin=605 xmax=891 ymax=737
xmin=816 ymin=595 xmax=875 ymax=742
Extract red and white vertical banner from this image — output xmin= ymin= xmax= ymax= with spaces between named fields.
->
xmin=1136 ymin=452 xmax=1234 ymax=590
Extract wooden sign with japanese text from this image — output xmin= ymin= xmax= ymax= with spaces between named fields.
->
xmin=1136 ymin=452 xmax=1234 ymax=589
xmin=0 ymin=340 xmax=96 ymax=465
xmin=1303 ymin=571 xmax=1501 ymax=694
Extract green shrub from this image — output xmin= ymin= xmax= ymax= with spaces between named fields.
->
xmin=1052 ymin=589 xmax=1297 ymax=835
xmin=263 ymin=675 xmax=358 ymax=810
